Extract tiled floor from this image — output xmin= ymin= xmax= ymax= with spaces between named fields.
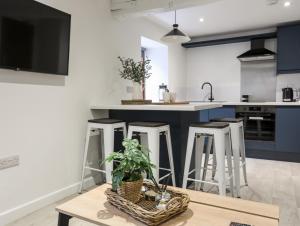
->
xmin=5 ymin=158 xmax=300 ymax=226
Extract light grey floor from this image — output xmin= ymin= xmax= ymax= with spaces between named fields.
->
xmin=6 ymin=158 xmax=300 ymax=226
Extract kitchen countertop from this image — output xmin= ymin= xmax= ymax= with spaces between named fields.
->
xmin=91 ymin=101 xmax=300 ymax=111
xmin=222 ymin=101 xmax=300 ymax=106
xmin=91 ymin=103 xmax=223 ymax=111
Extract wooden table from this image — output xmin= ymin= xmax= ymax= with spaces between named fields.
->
xmin=56 ymin=184 xmax=279 ymax=226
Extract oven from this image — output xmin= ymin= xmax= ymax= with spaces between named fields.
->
xmin=236 ymin=106 xmax=276 ymax=141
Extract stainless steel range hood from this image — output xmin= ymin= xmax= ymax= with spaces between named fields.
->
xmin=237 ymin=39 xmax=276 ymax=62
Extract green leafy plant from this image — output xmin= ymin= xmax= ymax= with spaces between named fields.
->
xmin=118 ymin=56 xmax=152 ymax=84
xmin=104 ymin=138 xmax=156 ymax=191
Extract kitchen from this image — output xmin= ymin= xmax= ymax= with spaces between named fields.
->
xmin=1 ymin=1 xmax=300 ymax=226
xmin=91 ymin=1 xmax=300 ymax=225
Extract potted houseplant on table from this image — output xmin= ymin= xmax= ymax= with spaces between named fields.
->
xmin=104 ymin=138 xmax=156 ymax=203
xmin=118 ymin=56 xmax=152 ymax=100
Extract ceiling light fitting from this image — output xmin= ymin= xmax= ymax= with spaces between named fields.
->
xmin=284 ymin=1 xmax=291 ymax=7
xmin=161 ymin=10 xmax=191 ymax=44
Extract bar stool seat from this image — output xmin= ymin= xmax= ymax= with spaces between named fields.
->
xmin=211 ymin=117 xmax=248 ymax=197
xmin=128 ymin=122 xmax=176 ymax=186
xmin=211 ymin=118 xmax=244 ymax=123
xmin=182 ymin=122 xmax=235 ymax=196
xmin=79 ymin=118 xmax=126 ymax=193
xmin=128 ymin=122 xmax=168 ymax=127
xmin=88 ymin=118 xmax=124 ymax=124
xmin=190 ymin=122 xmax=229 ymax=128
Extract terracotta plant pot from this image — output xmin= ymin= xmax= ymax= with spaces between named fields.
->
xmin=117 ymin=178 xmax=143 ymax=203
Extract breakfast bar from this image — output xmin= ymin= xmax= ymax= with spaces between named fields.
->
xmin=91 ymin=103 xmax=222 ymax=186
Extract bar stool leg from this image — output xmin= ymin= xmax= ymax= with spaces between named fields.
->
xmin=127 ymin=127 xmax=133 ymax=139
xmin=103 ymin=127 xmax=115 ymax=183
xmin=140 ymin=133 xmax=148 ymax=148
xmin=195 ymin=135 xmax=205 ymax=190
xmin=200 ymin=136 xmax=213 ymax=191
xmin=165 ymin=128 xmax=176 ymax=186
xmin=212 ymin=145 xmax=217 ymax=180
xmin=240 ymin=126 xmax=248 ymax=186
xmin=214 ymin=131 xmax=226 ymax=196
xmin=225 ymin=132 xmax=235 ymax=197
xmin=148 ymin=130 xmax=160 ymax=183
xmin=79 ymin=125 xmax=92 ymax=193
xmin=182 ymin=128 xmax=196 ymax=189
xmin=122 ymin=125 xmax=127 ymax=140
xmin=231 ymin=125 xmax=241 ymax=197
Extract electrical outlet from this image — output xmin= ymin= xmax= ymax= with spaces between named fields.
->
xmin=0 ymin=155 xmax=19 ymax=170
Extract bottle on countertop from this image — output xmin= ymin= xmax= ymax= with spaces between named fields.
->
xmin=158 ymin=83 xmax=168 ymax=102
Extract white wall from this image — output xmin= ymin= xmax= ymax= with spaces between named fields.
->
xmin=186 ymin=42 xmax=248 ymax=101
xmin=145 ymin=48 xmax=168 ymax=101
xmin=168 ymin=44 xmax=187 ymax=101
xmin=142 ymin=38 xmax=168 ymax=102
xmin=0 ymin=1 xmax=186 ymax=225
xmin=111 ymin=20 xmax=186 ymax=101
xmin=186 ymin=39 xmax=280 ymax=102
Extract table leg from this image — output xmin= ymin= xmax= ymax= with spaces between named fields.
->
xmin=58 ymin=213 xmax=72 ymax=226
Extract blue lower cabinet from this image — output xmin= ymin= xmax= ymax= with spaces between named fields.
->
xmin=245 ymin=140 xmax=276 ymax=151
xmin=199 ymin=109 xmax=210 ymax=122
xmin=208 ymin=106 xmax=236 ymax=120
xmin=199 ymin=106 xmax=236 ymax=122
xmin=276 ymin=107 xmax=300 ymax=153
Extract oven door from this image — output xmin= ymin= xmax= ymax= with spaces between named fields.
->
xmin=237 ymin=112 xmax=275 ymax=141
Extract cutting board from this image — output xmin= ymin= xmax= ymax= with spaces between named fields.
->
xmin=151 ymin=101 xmax=190 ymax=105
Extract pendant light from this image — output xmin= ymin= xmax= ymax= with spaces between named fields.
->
xmin=161 ymin=10 xmax=191 ymax=43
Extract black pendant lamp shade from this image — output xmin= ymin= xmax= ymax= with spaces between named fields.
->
xmin=161 ymin=11 xmax=191 ymax=43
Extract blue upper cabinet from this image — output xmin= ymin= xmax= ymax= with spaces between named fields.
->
xmin=276 ymin=107 xmax=300 ymax=153
xmin=277 ymin=24 xmax=300 ymax=74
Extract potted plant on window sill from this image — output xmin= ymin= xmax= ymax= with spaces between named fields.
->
xmin=104 ymin=138 xmax=157 ymax=203
xmin=118 ymin=56 xmax=152 ymax=100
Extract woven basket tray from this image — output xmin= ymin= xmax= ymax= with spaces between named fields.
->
xmin=105 ymin=182 xmax=190 ymax=226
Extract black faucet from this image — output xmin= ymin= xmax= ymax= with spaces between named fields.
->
xmin=201 ymin=82 xmax=214 ymax=102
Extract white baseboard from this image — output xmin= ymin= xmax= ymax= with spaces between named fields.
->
xmin=0 ymin=177 xmax=96 ymax=226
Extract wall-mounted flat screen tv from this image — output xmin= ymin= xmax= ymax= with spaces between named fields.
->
xmin=0 ymin=0 xmax=71 ymax=75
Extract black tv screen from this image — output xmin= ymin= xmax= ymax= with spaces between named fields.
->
xmin=0 ymin=0 xmax=71 ymax=75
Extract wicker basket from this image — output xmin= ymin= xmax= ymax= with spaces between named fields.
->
xmin=117 ymin=178 xmax=143 ymax=203
xmin=106 ymin=181 xmax=190 ymax=226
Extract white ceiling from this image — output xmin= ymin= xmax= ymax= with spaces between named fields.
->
xmin=148 ymin=0 xmax=300 ymax=38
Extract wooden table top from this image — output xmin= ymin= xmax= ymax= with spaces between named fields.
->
xmin=56 ymin=184 xmax=279 ymax=226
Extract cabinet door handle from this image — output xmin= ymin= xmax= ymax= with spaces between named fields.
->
xmin=249 ymin=116 xmax=264 ymax=120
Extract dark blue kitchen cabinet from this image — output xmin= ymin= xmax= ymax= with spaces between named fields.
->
xmin=199 ymin=106 xmax=236 ymax=122
xmin=208 ymin=106 xmax=236 ymax=120
xmin=276 ymin=107 xmax=300 ymax=153
xmin=277 ymin=24 xmax=300 ymax=74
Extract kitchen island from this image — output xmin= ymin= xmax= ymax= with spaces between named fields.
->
xmin=91 ymin=103 xmax=222 ymax=186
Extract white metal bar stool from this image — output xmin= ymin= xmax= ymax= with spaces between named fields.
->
xmin=79 ymin=118 xmax=126 ymax=193
xmin=211 ymin=118 xmax=248 ymax=197
xmin=127 ymin=122 xmax=176 ymax=186
xmin=182 ymin=122 xmax=234 ymax=196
